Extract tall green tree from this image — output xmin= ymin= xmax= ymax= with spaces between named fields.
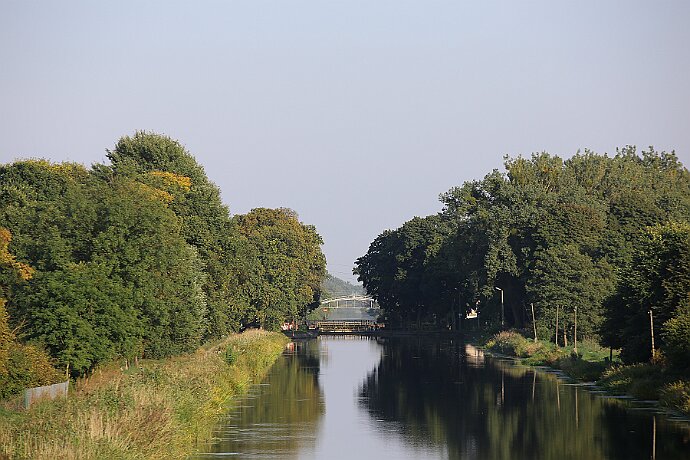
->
xmin=0 ymin=160 xmax=207 ymax=374
xmin=603 ymin=221 xmax=690 ymax=365
xmin=0 ymin=133 xmax=331 ymax=376
xmin=234 ymin=208 xmax=326 ymax=330
xmin=0 ymin=227 xmax=61 ymax=397
xmin=360 ymin=146 xmax=690 ymax=346
xmin=106 ymin=131 xmax=238 ymax=338
xmin=355 ymin=215 xmax=453 ymax=328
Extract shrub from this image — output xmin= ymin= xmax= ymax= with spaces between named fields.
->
xmin=660 ymin=381 xmax=690 ymax=415
xmin=1 ymin=298 xmax=63 ymax=399
xmin=486 ymin=330 xmax=560 ymax=362
xmin=0 ymin=300 xmax=12 ymax=373
xmin=598 ymin=363 xmax=666 ymax=400
xmin=557 ymin=357 xmax=607 ymax=381
xmin=0 ymin=343 xmax=62 ymax=399
xmin=485 ymin=331 xmax=529 ymax=356
xmin=662 ymin=309 xmax=690 ymax=371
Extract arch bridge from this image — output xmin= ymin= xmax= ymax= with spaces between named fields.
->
xmin=311 ymin=294 xmax=382 ymax=332
xmin=320 ymin=294 xmax=376 ymax=308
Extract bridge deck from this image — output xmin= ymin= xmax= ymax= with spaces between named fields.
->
xmin=308 ymin=320 xmax=382 ymax=333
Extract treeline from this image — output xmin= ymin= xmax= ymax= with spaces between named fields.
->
xmin=0 ymin=132 xmax=326 ymax=386
xmin=321 ymin=274 xmax=365 ymax=298
xmin=355 ymin=148 xmax=690 ymax=368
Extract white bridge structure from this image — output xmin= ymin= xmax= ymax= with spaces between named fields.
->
xmin=320 ymin=294 xmax=377 ymax=308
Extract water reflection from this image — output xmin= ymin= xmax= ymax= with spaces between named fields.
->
xmin=195 ymin=340 xmax=325 ymax=459
xmin=195 ymin=336 xmax=690 ymax=460
xmin=360 ymin=338 xmax=690 ymax=460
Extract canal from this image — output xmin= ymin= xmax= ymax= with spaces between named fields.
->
xmin=195 ymin=336 xmax=690 ymax=459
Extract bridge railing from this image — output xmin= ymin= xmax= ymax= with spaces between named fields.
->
xmin=307 ymin=319 xmax=383 ymax=332
xmin=319 ymin=295 xmax=377 ymax=308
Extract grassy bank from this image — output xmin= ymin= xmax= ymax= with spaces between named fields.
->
xmin=0 ymin=329 xmax=289 ymax=460
xmin=484 ymin=330 xmax=690 ymax=416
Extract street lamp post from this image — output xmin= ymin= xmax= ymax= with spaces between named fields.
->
xmin=495 ymin=287 xmax=504 ymax=328
xmin=451 ymin=287 xmax=458 ymax=331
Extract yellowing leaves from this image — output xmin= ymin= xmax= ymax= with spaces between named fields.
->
xmin=135 ymin=182 xmax=175 ymax=204
xmin=148 ymin=171 xmax=192 ymax=191
xmin=116 ymin=180 xmax=175 ymax=205
xmin=135 ymin=171 xmax=193 ymax=205
xmin=0 ymin=227 xmax=34 ymax=281
xmin=647 ymin=221 xmax=690 ymax=241
xmin=19 ymin=159 xmax=89 ymax=182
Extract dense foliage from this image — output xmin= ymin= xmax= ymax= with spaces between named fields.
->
xmin=107 ymin=133 xmax=242 ymax=337
xmin=0 ymin=227 xmax=61 ymax=397
xmin=355 ymin=148 xmax=690 ymax=367
xmin=603 ymin=221 xmax=690 ymax=366
xmin=234 ymin=207 xmax=326 ymax=330
xmin=0 ymin=132 xmax=326 ymax=383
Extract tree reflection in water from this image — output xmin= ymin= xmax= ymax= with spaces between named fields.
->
xmin=196 ymin=337 xmax=689 ymax=459
xmin=359 ymin=337 xmax=690 ymax=460
xmin=198 ymin=340 xmax=324 ymax=459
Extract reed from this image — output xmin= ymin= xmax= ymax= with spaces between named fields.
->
xmin=0 ymin=329 xmax=289 ymax=459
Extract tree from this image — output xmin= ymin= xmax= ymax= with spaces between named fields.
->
xmin=107 ymin=131 xmax=237 ymax=338
xmin=0 ymin=227 xmax=60 ymax=397
xmin=360 ymin=147 xmax=690 ymax=343
xmin=604 ymin=221 xmax=690 ymax=365
xmin=0 ymin=160 xmax=207 ymax=374
xmin=1 ymin=133 xmax=330 ymax=377
xmin=527 ymin=244 xmax=613 ymax=341
xmin=234 ymin=208 xmax=326 ymax=330
xmin=355 ymin=215 xmax=454 ymax=328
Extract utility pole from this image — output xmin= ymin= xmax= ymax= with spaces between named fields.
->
xmin=495 ymin=287 xmax=504 ymax=328
xmin=531 ymin=303 xmax=537 ymax=342
xmin=649 ymin=310 xmax=655 ymax=361
xmin=574 ymin=305 xmax=578 ymax=354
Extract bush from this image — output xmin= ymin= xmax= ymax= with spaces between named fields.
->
xmin=660 ymin=381 xmax=690 ymax=415
xmin=1 ymin=298 xmax=63 ymax=400
xmin=0 ymin=343 xmax=62 ymax=399
xmin=485 ymin=330 xmax=561 ymax=363
xmin=662 ymin=309 xmax=690 ymax=371
xmin=485 ymin=331 xmax=530 ymax=356
xmin=485 ymin=331 xmax=616 ymax=382
xmin=598 ymin=363 xmax=666 ymax=400
xmin=0 ymin=300 xmax=12 ymax=372
xmin=557 ymin=357 xmax=607 ymax=381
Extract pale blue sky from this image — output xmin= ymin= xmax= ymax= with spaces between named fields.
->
xmin=2 ymin=1 xmax=689 ymax=282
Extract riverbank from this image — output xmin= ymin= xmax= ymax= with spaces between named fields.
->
xmin=484 ymin=331 xmax=690 ymax=417
xmin=0 ymin=329 xmax=289 ymax=460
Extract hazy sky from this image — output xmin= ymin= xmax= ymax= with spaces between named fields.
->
xmin=2 ymin=1 xmax=689 ymax=282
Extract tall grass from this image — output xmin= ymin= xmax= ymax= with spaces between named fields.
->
xmin=484 ymin=330 xmax=690 ymax=416
xmin=600 ymin=364 xmax=690 ymax=415
xmin=0 ymin=329 xmax=289 ymax=460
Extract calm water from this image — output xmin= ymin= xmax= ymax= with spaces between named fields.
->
xmin=194 ymin=336 xmax=690 ymax=460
